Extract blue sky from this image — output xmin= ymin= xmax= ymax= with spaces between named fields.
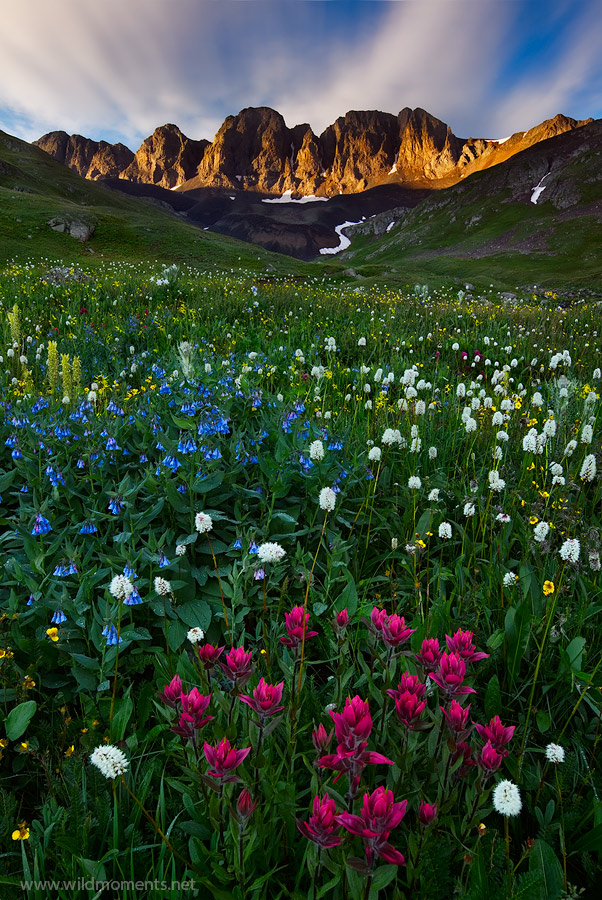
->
xmin=1 ymin=0 xmax=601 ymax=149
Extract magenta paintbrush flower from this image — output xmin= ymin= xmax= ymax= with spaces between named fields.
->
xmin=430 ymin=651 xmax=477 ymax=698
xmin=474 ymin=715 xmax=515 ymax=754
xmin=196 ymin=643 xmax=225 ymax=671
xmin=336 ymin=786 xmax=406 ymax=866
xmin=204 ymin=737 xmax=251 ymax=782
xmin=235 ymin=788 xmax=257 ymax=826
xmin=219 ymin=646 xmax=253 ymax=688
xmin=238 ymin=677 xmax=285 ymax=722
xmin=280 ymin=605 xmax=318 ymax=650
xmin=418 ymin=800 xmax=438 ymax=827
xmin=386 ymin=671 xmax=426 ymax=701
xmin=446 ymin=629 xmax=489 ymax=664
xmin=380 ymin=613 xmax=416 ymax=651
xmin=476 ymin=740 xmax=504 ymax=777
xmin=312 ymin=723 xmax=334 ymax=754
xmin=330 ymin=695 xmax=373 ymax=749
xmin=158 ymin=674 xmax=183 ymax=709
xmin=297 ymin=793 xmax=343 ymax=849
xmin=332 ymin=607 xmax=350 ymax=638
xmin=393 ymin=690 xmax=427 ymax=731
xmin=442 ymin=699 xmax=472 ymax=739
xmin=414 ymin=637 xmax=443 ymax=672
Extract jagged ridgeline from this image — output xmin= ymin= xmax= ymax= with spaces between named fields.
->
xmin=34 ymin=106 xmax=592 ymax=195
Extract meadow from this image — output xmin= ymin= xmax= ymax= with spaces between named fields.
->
xmin=0 ymin=260 xmax=600 ymax=900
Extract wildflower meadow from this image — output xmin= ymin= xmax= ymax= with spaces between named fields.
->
xmin=0 ymin=261 xmax=600 ymax=899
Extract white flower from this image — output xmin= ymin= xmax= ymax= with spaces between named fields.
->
xmin=545 ymin=743 xmax=565 ymax=764
xmin=564 ymin=440 xmax=578 ymax=456
xmin=154 ymin=576 xmax=171 ymax=596
xmin=368 ymin=446 xmax=381 ymax=462
xmin=438 ymin=522 xmax=452 ymax=539
xmin=195 ymin=512 xmax=213 ymax=534
xmin=175 ymin=544 xmax=186 ymax=557
xmin=503 ymin=573 xmax=518 ymax=586
xmin=464 ymin=502 xmax=476 ymax=517
xmin=90 ymin=745 xmax=129 ymax=779
xmin=580 ymin=454 xmax=597 ymax=482
xmin=428 ymin=488 xmax=440 ymax=502
xmin=257 ymin=542 xmax=286 ymax=564
xmin=559 ymin=539 xmax=580 ymax=563
xmin=309 ymin=439 xmax=325 ymax=461
xmin=589 ymin=550 xmax=601 ymax=572
xmin=408 ymin=476 xmax=422 ymax=490
xmin=187 ymin=627 xmax=205 ymax=644
xmin=109 ymin=575 xmax=134 ymax=601
xmin=391 ymin=538 xmax=399 ymax=551
xmin=382 ymin=428 xmax=403 ymax=446
xmin=428 ymin=446 xmax=437 ymax=460
xmin=319 ymin=487 xmax=336 ymax=512
xmin=492 ymin=780 xmax=522 ymax=817
xmin=581 ymin=424 xmax=593 ymax=444
xmin=533 ymin=522 xmax=550 ymax=543
xmin=452 ymin=342 xmax=460 ymax=351
xmin=465 ymin=417 xmax=477 ymax=433
xmin=358 ymin=337 xmax=366 ymax=347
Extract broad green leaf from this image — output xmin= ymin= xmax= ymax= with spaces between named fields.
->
xmin=5 ymin=700 xmax=37 ymax=740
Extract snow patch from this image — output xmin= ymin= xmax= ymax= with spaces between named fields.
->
xmin=229 ymin=196 xmax=236 ymax=200
xmin=235 ymin=175 xmax=242 ymax=182
xmin=531 ymin=172 xmax=550 ymax=204
xmin=262 ymin=190 xmax=328 ymax=204
xmin=319 ymin=220 xmax=362 ymax=256
xmin=386 ymin=221 xmax=396 ymax=233
xmin=388 ymin=163 xmax=398 ymax=175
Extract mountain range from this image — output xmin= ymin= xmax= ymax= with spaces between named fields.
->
xmin=34 ymin=106 xmax=592 ymax=196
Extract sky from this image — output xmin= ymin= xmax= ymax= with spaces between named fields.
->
xmin=1 ymin=0 xmax=601 ymax=150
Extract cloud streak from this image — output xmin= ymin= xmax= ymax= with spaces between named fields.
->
xmin=0 ymin=1 xmax=600 ymax=149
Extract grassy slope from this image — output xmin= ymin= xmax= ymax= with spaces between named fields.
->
xmin=329 ymin=127 xmax=602 ymax=291
xmin=0 ymin=130 xmax=311 ymax=276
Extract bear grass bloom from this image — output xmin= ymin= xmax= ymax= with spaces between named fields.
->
xmin=492 ymin=780 xmax=522 ymax=817
xmin=90 ymin=745 xmax=129 ymax=779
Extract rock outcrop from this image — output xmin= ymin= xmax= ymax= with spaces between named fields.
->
xmin=35 ymin=108 xmax=593 ymax=197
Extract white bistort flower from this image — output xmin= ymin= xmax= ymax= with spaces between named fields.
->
xmin=464 ymin=502 xmax=476 ymax=517
xmin=533 ymin=522 xmax=550 ymax=542
xmin=545 ymin=743 xmax=565 ymax=764
xmin=559 ymin=539 xmax=580 ymax=563
xmin=187 ymin=627 xmax=205 ymax=644
xmin=368 ymin=446 xmax=382 ymax=462
xmin=175 ymin=544 xmax=187 ymax=557
xmin=90 ymin=745 xmax=129 ymax=779
xmin=580 ymin=454 xmax=597 ymax=482
xmin=503 ymin=573 xmax=518 ymax=586
xmin=319 ymin=487 xmax=337 ymax=512
xmin=154 ymin=576 xmax=171 ymax=596
xmin=309 ymin=440 xmax=325 ymax=461
xmin=195 ymin=512 xmax=213 ymax=534
xmin=492 ymin=780 xmax=522 ymax=817
xmin=581 ymin=424 xmax=593 ymax=444
xmin=428 ymin=488 xmax=440 ymax=502
xmin=257 ymin=542 xmax=286 ymax=564
xmin=408 ymin=476 xmax=422 ymax=490
xmin=438 ymin=522 xmax=452 ymax=539
xmin=109 ymin=575 xmax=134 ymax=601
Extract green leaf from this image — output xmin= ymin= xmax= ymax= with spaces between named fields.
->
xmin=192 ymin=471 xmax=224 ymax=494
xmin=371 ymin=864 xmax=397 ymax=892
xmin=562 ymin=636 xmax=586 ymax=673
xmin=5 ymin=700 xmax=37 ymax=740
xmin=536 ymin=710 xmax=552 ymax=733
xmin=572 ymin=822 xmax=602 ymax=854
xmin=177 ymin=599 xmax=212 ymax=630
xmin=529 ymin=839 xmax=564 ymax=900
xmin=484 ymin=674 xmax=501 ymax=720
xmin=505 ymin=601 xmax=532 ymax=687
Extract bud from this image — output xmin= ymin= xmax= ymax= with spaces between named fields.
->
xmin=418 ymin=800 xmax=437 ymax=827
xmin=312 ymin=723 xmax=334 ymax=754
xmin=235 ymin=789 xmax=257 ymax=825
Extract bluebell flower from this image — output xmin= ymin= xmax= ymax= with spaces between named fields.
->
xmin=32 ymin=513 xmax=52 ymax=535
xmin=108 ymin=497 xmax=124 ymax=515
xmin=77 ymin=458 xmax=85 ymax=469
xmin=140 ymin=453 xmax=148 ymax=463
xmin=123 ymin=587 xmax=143 ymax=606
xmin=158 ymin=552 xmax=170 ymax=568
xmin=249 ymin=541 xmax=258 ymax=555
xmin=102 ymin=624 xmax=122 ymax=645
xmin=53 ymin=564 xmax=68 ymax=577
xmin=51 ymin=609 xmax=67 ymax=624
xmin=123 ymin=563 xmax=137 ymax=579
xmin=233 ymin=539 xmax=242 ymax=550
xmin=177 ymin=484 xmax=187 ymax=493
xmin=26 ymin=593 xmax=36 ymax=606
xmin=80 ymin=521 xmax=98 ymax=534
xmin=253 ymin=568 xmax=266 ymax=580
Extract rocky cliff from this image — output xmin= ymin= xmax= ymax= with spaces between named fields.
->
xmin=35 ymin=107 xmax=593 ymax=196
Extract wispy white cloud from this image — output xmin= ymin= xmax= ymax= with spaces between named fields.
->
xmin=0 ymin=1 xmax=599 ymax=149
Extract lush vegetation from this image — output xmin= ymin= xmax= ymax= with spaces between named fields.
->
xmin=0 ymin=261 xmax=600 ymax=899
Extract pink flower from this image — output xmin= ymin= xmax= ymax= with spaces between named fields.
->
xmin=312 ymin=723 xmax=334 ymax=754
xmin=238 ymin=677 xmax=285 ymax=722
xmin=196 ymin=643 xmax=225 ymax=671
xmin=414 ymin=637 xmax=443 ymax=672
xmin=452 ymin=741 xmax=476 ymax=777
xmin=203 ymin=737 xmax=251 ymax=782
xmin=474 ymin=716 xmax=515 ymax=754
xmin=393 ymin=691 xmax=427 ymax=731
xmin=336 ymin=787 xmax=406 ymax=866
xmin=430 ymin=652 xmax=477 ymax=699
xmin=170 ymin=688 xmax=212 ymax=736
xmin=386 ymin=671 xmax=426 ymax=701
xmin=418 ymin=800 xmax=437 ymax=827
xmin=235 ymin=789 xmax=257 ymax=825
xmin=380 ymin=614 xmax=416 ymax=652
xmin=219 ymin=646 xmax=253 ymax=688
xmin=476 ymin=740 xmax=504 ymax=777
xmin=365 ymin=606 xmax=388 ymax=635
xmin=158 ymin=674 xmax=183 ymax=709
xmin=280 ymin=606 xmax=318 ymax=650
xmin=441 ymin=700 xmax=472 ymax=739
xmin=446 ymin=629 xmax=489 ymax=664
xmin=332 ymin=608 xmax=350 ymax=637
xmin=297 ymin=794 xmax=343 ymax=849
xmin=330 ymin=695 xmax=372 ymax=750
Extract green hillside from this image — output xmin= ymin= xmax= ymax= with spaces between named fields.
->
xmin=0 ymin=130 xmax=309 ymax=276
